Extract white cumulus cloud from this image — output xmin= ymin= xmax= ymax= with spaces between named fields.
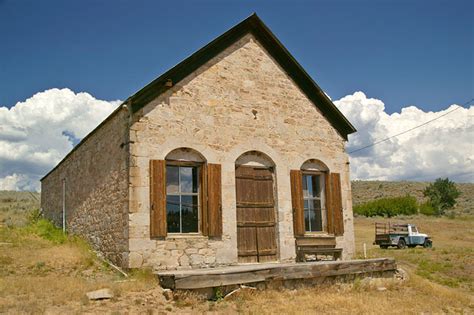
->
xmin=335 ymin=92 xmax=474 ymax=182
xmin=0 ymin=88 xmax=120 ymax=191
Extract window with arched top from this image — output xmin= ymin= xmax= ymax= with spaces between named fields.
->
xmin=290 ymin=159 xmax=344 ymax=237
xmin=300 ymin=160 xmax=329 ymax=233
xmin=149 ymin=148 xmax=222 ymax=238
xmin=165 ymin=148 xmax=205 ymax=234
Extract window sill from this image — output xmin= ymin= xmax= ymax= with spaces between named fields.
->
xmin=301 ymin=233 xmax=334 ymax=238
xmin=165 ymin=234 xmax=207 ymax=240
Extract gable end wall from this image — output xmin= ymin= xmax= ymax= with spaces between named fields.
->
xmin=128 ymin=34 xmax=355 ymax=270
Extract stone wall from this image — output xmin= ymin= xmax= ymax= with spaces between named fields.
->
xmin=128 ymin=34 xmax=355 ymax=270
xmin=41 ymin=108 xmax=130 ymax=267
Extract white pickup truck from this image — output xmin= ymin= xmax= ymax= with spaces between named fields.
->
xmin=374 ymin=223 xmax=432 ymax=249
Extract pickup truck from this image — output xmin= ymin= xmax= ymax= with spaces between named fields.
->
xmin=374 ymin=223 xmax=432 ymax=249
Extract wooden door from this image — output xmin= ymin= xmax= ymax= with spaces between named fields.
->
xmin=235 ymin=165 xmax=278 ymax=263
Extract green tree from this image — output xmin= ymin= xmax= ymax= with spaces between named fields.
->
xmin=423 ymin=178 xmax=460 ymax=215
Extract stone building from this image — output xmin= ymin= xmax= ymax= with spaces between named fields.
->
xmin=41 ymin=14 xmax=356 ymax=270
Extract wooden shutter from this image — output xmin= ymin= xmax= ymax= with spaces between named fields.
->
xmin=290 ymin=170 xmax=305 ymax=236
xmin=207 ymin=163 xmax=222 ymax=237
xmin=327 ymin=173 xmax=344 ymax=236
xmin=325 ymin=173 xmax=334 ymax=234
xmin=150 ymin=160 xmax=167 ymax=238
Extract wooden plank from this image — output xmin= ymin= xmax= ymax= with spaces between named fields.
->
xmin=237 ymin=221 xmax=275 ymax=227
xmin=157 ymin=258 xmax=397 ymax=290
xmin=173 ymin=270 xmax=270 ymax=289
xmin=296 ymin=237 xmax=336 ymax=246
xmin=158 ymin=258 xmax=395 ymax=277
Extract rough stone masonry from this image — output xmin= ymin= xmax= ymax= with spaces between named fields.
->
xmin=41 ymin=28 xmax=355 ymax=270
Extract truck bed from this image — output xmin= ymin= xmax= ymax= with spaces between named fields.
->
xmin=375 ymin=222 xmax=409 ymax=235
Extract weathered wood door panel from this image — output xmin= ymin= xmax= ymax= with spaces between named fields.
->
xmin=236 ymin=166 xmax=277 ymax=263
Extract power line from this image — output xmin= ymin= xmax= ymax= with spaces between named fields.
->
xmin=348 ymin=98 xmax=474 ymax=155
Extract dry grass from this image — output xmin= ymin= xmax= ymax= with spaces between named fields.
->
xmin=1 ymin=190 xmax=473 ymax=314
xmin=0 ymin=191 xmax=39 ymax=227
xmin=353 ymin=216 xmax=474 ymax=290
xmin=209 ymin=276 xmax=471 ymax=314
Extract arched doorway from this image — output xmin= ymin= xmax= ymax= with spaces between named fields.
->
xmin=235 ymin=151 xmax=278 ymax=263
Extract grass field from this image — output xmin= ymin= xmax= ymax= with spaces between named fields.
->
xmin=0 ymin=190 xmax=473 ymax=314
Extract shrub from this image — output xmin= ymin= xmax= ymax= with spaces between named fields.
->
xmin=419 ymin=202 xmax=436 ymax=216
xmin=354 ymin=196 xmax=418 ymax=217
xmin=27 ymin=208 xmax=42 ymax=224
xmin=26 ymin=219 xmax=68 ymax=244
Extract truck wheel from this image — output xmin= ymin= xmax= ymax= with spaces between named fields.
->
xmin=380 ymin=245 xmax=388 ymax=249
xmin=423 ymin=239 xmax=432 ymax=248
xmin=397 ymin=239 xmax=406 ymax=249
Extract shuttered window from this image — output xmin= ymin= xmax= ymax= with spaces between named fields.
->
xmin=291 ymin=170 xmax=344 ymax=236
xmin=150 ymin=159 xmax=222 ymax=238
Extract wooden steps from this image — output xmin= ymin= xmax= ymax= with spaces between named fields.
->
xmin=156 ymin=258 xmax=397 ymax=290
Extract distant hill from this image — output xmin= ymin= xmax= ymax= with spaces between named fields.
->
xmin=351 ymin=181 xmax=474 ymax=215
xmin=0 ymin=191 xmax=40 ymax=226
xmin=1 ymin=181 xmax=473 ymax=222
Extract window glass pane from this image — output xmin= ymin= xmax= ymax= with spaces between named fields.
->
xmin=302 ymin=175 xmax=309 ymax=198
xmin=304 ymin=210 xmax=311 ymax=232
xmin=313 ymin=199 xmax=321 ymax=210
xmin=181 ymin=195 xmax=199 ymax=233
xmin=303 ymin=199 xmax=309 ymax=211
xmin=166 ymin=195 xmax=180 ymax=233
xmin=311 ymin=175 xmax=322 ymax=198
xmin=166 ymin=166 xmax=179 ymax=194
xmin=180 ymin=167 xmax=199 ymax=193
xmin=312 ymin=199 xmax=323 ymax=231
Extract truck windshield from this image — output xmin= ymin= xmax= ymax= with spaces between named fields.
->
xmin=412 ymin=226 xmax=418 ymax=233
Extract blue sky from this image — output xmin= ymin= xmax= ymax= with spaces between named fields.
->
xmin=0 ymin=0 xmax=472 ymax=113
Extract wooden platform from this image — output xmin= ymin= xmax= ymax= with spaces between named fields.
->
xmin=156 ymin=258 xmax=397 ymax=290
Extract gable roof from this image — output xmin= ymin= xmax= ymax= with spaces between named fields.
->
xmin=41 ymin=13 xmax=356 ymax=182
xmin=126 ymin=13 xmax=356 ymax=139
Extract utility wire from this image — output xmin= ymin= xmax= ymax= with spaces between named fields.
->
xmin=348 ymin=98 xmax=474 ymax=155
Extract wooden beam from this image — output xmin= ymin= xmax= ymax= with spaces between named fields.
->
xmin=157 ymin=258 xmax=397 ymax=290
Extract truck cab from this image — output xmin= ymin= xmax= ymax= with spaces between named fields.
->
xmin=374 ymin=223 xmax=432 ymax=249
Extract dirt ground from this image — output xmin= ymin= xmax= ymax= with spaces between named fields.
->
xmin=0 ymin=191 xmax=473 ymax=314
